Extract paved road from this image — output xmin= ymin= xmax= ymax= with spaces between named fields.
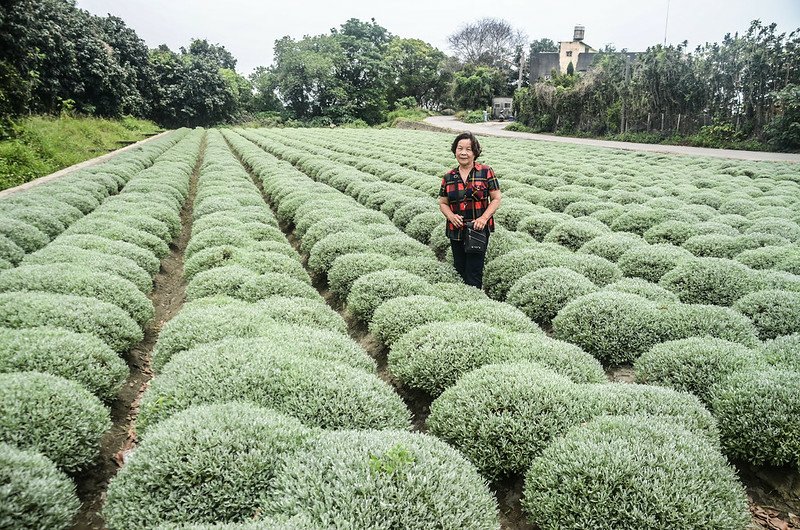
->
xmin=424 ymin=116 xmax=800 ymax=163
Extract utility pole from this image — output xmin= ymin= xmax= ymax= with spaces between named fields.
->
xmin=518 ymin=48 xmax=525 ymax=89
xmin=663 ymin=0 xmax=671 ymax=46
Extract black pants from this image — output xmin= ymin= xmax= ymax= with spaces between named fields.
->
xmin=451 ymin=232 xmax=489 ymax=289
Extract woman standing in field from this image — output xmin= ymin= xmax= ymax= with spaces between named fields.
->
xmin=438 ymin=132 xmax=502 ymax=289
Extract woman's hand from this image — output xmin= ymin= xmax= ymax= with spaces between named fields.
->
xmin=472 ymin=216 xmax=488 ymax=230
xmin=449 ymin=213 xmax=465 ymax=228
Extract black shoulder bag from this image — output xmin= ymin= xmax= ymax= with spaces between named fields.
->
xmin=463 ymin=171 xmax=488 ymax=254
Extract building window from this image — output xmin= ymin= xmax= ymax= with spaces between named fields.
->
xmin=504 ymin=103 xmax=511 ymax=108
xmin=566 ymin=51 xmax=573 ymax=57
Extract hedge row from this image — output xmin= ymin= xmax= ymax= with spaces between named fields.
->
xmin=0 ymin=128 xmax=190 ymax=266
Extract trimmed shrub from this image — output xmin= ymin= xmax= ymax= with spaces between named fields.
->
xmin=711 ymin=369 xmax=800 ymax=467
xmin=369 ymin=295 xmax=452 ymax=346
xmin=543 ymin=219 xmax=610 ymax=251
xmin=0 ymin=291 xmax=142 ymax=352
xmin=577 ymin=232 xmax=647 ymax=263
xmin=0 ymin=234 xmax=24 ymax=265
xmin=24 ymin=246 xmax=152 ymax=293
xmin=0 ymin=443 xmax=80 ymax=530
xmin=733 ymin=289 xmax=800 ymax=339
xmin=0 ymin=327 xmax=127 ymax=402
xmin=406 ymin=211 xmax=443 ymax=244
xmin=299 ymin=220 xmax=363 ymax=255
xmin=521 ymin=416 xmax=750 ymax=530
xmin=371 ymin=234 xmax=435 ymax=260
xmin=0 ymin=372 xmax=110 ymax=472
xmin=185 ymin=227 xmax=254 ymax=259
xmin=507 ymin=267 xmax=597 ymax=323
xmin=483 ymin=247 xmax=570 ymax=301
xmin=104 ymin=403 xmax=315 ymax=529
xmin=659 ymin=257 xmax=757 ymax=306
xmin=552 ymin=292 xmax=665 ymax=365
xmin=643 ymin=220 xmax=700 ymax=246
xmin=517 ymin=212 xmax=571 ymax=241
xmin=734 ymin=245 xmax=793 ymax=270
xmin=0 ymin=216 xmax=49 ymax=253
xmin=183 ymin=244 xmax=299 ymax=281
xmin=307 ymin=232 xmax=370 ymax=275
xmin=347 ymin=269 xmax=434 ymax=323
xmin=389 ymin=323 xmax=604 ymax=396
xmin=756 ymin=269 xmax=800 ymax=292
xmin=617 ymin=244 xmax=694 ymax=283
xmin=429 ymin=281 xmax=489 ymax=303
xmin=600 ymin=277 xmax=679 ymax=303
xmin=663 ymin=303 xmax=759 ymax=347
xmin=265 ymin=430 xmax=499 ymax=529
xmin=393 ymin=256 xmax=459 ymax=285
xmin=0 ymin=264 xmax=154 ymax=325
xmin=682 ymin=234 xmax=744 ymax=259
xmin=634 ymin=337 xmax=760 ymax=404
xmin=0 ymin=206 xmax=65 ymax=239
xmin=760 ymin=333 xmax=800 ymax=371
xmin=139 ymin=348 xmax=410 ymax=434
xmin=327 ymin=253 xmax=394 ymax=298
xmin=152 ymin=297 xmax=346 ymax=370
xmin=427 ymin=362 xmax=714 ymax=479
xmin=65 ymin=218 xmax=169 ymax=258
xmin=187 ymin=267 xmax=318 ymax=303
xmin=52 ymin=234 xmax=161 ymax=276
xmin=745 ymin=217 xmax=800 ymax=241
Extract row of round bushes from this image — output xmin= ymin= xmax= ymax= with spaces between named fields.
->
xmin=633 ymin=335 xmax=800 ymax=469
xmin=0 ymin=130 xmax=205 ymax=530
xmin=99 ymin=131 xmax=502 ymax=528
xmin=248 ymin=129 xmax=769 ymax=528
xmin=0 ymin=129 xmax=191 ymax=269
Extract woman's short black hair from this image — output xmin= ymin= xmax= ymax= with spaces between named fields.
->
xmin=451 ymin=132 xmax=481 ymax=160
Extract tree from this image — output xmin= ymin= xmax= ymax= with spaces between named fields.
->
xmin=530 ymin=38 xmax=558 ymax=55
xmin=447 ymin=18 xmax=527 ymax=68
xmin=182 ymin=39 xmax=237 ymax=70
xmin=385 ymin=38 xmax=451 ymax=110
xmin=452 ymin=65 xmax=507 ymax=110
xmin=248 ymin=66 xmax=282 ymax=113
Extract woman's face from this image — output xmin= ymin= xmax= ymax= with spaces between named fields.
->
xmin=455 ymin=139 xmax=475 ymax=167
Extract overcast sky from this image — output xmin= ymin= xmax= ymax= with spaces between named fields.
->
xmin=76 ymin=0 xmax=800 ymax=76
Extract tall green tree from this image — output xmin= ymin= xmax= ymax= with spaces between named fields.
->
xmin=385 ymin=38 xmax=452 ymax=110
xmin=452 ymin=65 xmax=507 ymax=110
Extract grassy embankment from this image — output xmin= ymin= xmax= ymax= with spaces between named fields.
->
xmin=0 ymin=115 xmax=161 ymax=191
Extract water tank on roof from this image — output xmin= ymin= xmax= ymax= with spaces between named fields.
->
xmin=574 ymin=25 xmax=585 ymax=41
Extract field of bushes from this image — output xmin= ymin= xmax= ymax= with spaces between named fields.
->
xmin=0 ymin=126 xmax=798 ymax=529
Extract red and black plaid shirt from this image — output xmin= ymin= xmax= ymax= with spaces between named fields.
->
xmin=439 ymin=163 xmax=500 ymax=241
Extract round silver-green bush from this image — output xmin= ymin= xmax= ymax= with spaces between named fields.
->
xmin=405 ymin=211 xmax=442 ymax=244
xmin=389 ymin=323 xmax=604 ymax=396
xmin=152 ymin=297 xmax=346 ymax=370
xmin=516 ymin=212 xmax=572 ymax=241
xmin=307 ymin=232 xmax=371 ymax=276
xmin=369 ymin=295 xmax=452 ymax=346
xmin=347 ymin=269 xmax=435 ymax=323
xmin=0 ymin=291 xmax=142 ymax=353
xmin=577 ymin=232 xmax=647 ymax=263
xmin=682 ymin=234 xmax=746 ymax=259
xmin=552 ymin=292 xmax=666 ymax=365
xmin=65 ymin=218 xmax=168 ymax=258
xmin=370 ymin=234 xmax=436 ymax=260
xmin=187 ymin=267 xmax=318 ymax=303
xmin=634 ymin=337 xmax=760 ymax=404
xmin=139 ymin=347 xmax=410 ymax=434
xmin=0 ymin=327 xmax=127 ymax=402
xmin=710 ymin=368 xmax=800 ymax=467
xmin=0 ymin=372 xmax=110 ymax=472
xmin=733 ymin=289 xmax=800 ymax=340
xmin=0 ymin=216 xmax=49 ymax=253
xmin=23 ymin=245 xmax=152 ymax=293
xmin=52 ymin=234 xmax=161 ymax=276
xmin=600 ymin=277 xmax=679 ymax=302
xmin=265 ymin=430 xmax=499 ymax=529
xmin=430 ymin=281 xmax=489 ymax=302
xmin=617 ymin=244 xmax=694 ymax=283
xmin=661 ymin=303 xmax=759 ymax=347
xmin=521 ymin=415 xmax=750 ymax=530
xmin=393 ymin=256 xmax=459 ymax=285
xmin=659 ymin=257 xmax=757 ymax=306
xmin=427 ymin=362 xmax=715 ymax=479
xmin=759 ymin=333 xmax=800 ymax=371
xmin=543 ymin=219 xmax=610 ymax=251
xmin=0 ymin=264 xmax=154 ymax=325
xmin=745 ymin=217 xmax=800 ymax=241
xmin=327 ymin=252 xmax=395 ymax=298
xmin=483 ymin=247 xmax=571 ymax=300
xmin=0 ymin=234 xmax=24 ymax=265
xmin=0 ymin=443 xmax=80 ymax=530
xmin=104 ymin=403 xmax=315 ymax=529
xmin=506 ymin=267 xmax=597 ymax=323
xmin=643 ymin=220 xmax=701 ymax=246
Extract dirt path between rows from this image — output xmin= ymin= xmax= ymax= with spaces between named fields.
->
xmin=71 ymin=133 xmax=205 ymax=530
